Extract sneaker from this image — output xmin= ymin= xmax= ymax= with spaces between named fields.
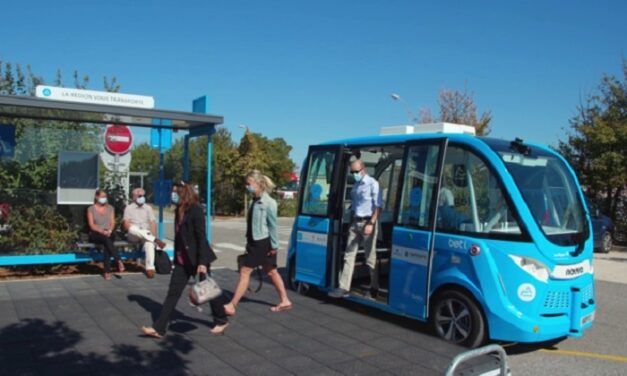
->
xmin=328 ymin=288 xmax=349 ymax=298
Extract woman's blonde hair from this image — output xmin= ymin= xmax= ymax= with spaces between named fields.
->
xmin=246 ymin=170 xmax=275 ymax=193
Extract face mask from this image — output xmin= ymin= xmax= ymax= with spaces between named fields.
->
xmin=353 ymin=173 xmax=363 ymax=182
xmin=171 ymin=192 xmax=180 ymax=204
xmin=97 ymin=197 xmax=108 ymax=205
xmin=246 ymin=185 xmax=256 ymax=194
xmin=136 ymin=196 xmax=146 ymax=206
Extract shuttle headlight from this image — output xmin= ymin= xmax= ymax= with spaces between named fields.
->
xmin=509 ymin=255 xmax=550 ymax=283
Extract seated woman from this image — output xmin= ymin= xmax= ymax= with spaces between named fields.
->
xmin=87 ymin=189 xmax=124 ymax=280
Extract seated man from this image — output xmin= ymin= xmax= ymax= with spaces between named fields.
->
xmin=123 ymin=188 xmax=165 ymax=278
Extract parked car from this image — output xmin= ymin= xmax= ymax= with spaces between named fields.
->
xmin=588 ymin=200 xmax=614 ymax=253
xmin=277 ymin=181 xmax=299 ymax=200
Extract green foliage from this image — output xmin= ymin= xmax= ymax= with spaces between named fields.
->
xmin=158 ymin=128 xmax=296 ymax=216
xmin=130 ymin=143 xmax=160 ymax=197
xmin=277 ymin=198 xmax=297 ymax=217
xmin=557 ymin=59 xmax=627 ymax=238
xmin=0 ymin=204 xmax=78 ymax=254
xmin=0 ymin=60 xmax=121 ymax=254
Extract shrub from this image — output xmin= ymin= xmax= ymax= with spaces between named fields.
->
xmin=278 ymin=198 xmax=297 ymax=217
xmin=0 ymin=204 xmax=78 ymax=254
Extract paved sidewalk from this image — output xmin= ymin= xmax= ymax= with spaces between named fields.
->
xmin=0 ymin=269 xmax=468 ymax=376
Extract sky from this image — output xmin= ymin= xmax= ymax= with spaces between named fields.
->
xmin=1 ymin=0 xmax=625 ymax=168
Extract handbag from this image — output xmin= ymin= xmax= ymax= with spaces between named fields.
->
xmin=189 ymin=272 xmax=222 ymax=305
xmin=154 ymin=249 xmax=172 ymax=274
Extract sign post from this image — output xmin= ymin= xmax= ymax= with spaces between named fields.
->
xmin=191 ymin=96 xmax=214 ymax=243
xmin=102 ymin=124 xmax=133 ymax=209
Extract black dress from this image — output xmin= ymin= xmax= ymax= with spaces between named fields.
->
xmin=244 ymin=197 xmax=277 ymax=269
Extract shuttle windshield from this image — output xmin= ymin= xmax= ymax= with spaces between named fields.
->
xmin=485 ymin=139 xmax=587 ymax=246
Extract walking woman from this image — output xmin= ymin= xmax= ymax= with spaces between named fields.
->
xmin=87 ymin=189 xmax=123 ymax=281
xmin=141 ymin=182 xmax=229 ymax=338
xmin=224 ymin=170 xmax=292 ymax=316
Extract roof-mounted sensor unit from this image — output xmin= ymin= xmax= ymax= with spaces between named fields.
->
xmin=380 ymin=122 xmax=476 ymax=136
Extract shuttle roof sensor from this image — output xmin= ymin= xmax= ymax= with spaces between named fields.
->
xmin=380 ymin=122 xmax=476 ymax=136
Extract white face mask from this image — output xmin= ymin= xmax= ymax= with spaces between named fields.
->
xmin=97 ymin=197 xmax=108 ymax=205
xmin=136 ymin=196 xmax=146 ymax=206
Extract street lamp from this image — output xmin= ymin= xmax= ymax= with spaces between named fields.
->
xmin=390 ymin=93 xmax=418 ymax=125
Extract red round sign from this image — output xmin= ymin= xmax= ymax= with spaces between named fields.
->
xmin=104 ymin=124 xmax=133 ymax=154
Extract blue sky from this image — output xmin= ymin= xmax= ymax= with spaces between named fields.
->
xmin=1 ymin=1 xmax=625 ymax=167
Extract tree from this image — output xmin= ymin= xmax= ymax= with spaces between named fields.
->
xmin=0 ymin=60 xmax=123 ymax=253
xmin=420 ymin=86 xmax=492 ymax=135
xmin=558 ymin=60 xmax=627 ymax=232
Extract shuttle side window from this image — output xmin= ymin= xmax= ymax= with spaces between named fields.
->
xmin=301 ymin=150 xmax=336 ymax=216
xmin=437 ymin=146 xmax=522 ymax=236
xmin=398 ymin=144 xmax=441 ymax=229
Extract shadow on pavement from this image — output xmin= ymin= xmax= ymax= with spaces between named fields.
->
xmin=127 ymin=294 xmax=213 ymax=329
xmin=0 ymin=318 xmax=194 ymax=375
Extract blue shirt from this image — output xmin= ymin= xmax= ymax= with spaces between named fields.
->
xmin=351 ymin=174 xmax=382 ymax=217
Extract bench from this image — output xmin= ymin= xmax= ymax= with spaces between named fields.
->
xmin=0 ymin=240 xmax=173 ymax=267
xmin=75 ymin=240 xmax=138 ymax=252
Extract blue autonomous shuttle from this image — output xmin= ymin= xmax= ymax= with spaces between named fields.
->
xmin=286 ymin=125 xmax=595 ymax=347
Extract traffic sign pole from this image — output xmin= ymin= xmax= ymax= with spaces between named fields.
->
xmin=158 ymin=127 xmax=164 ymax=240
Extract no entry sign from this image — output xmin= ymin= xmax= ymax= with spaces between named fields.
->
xmin=104 ymin=124 xmax=133 ymax=154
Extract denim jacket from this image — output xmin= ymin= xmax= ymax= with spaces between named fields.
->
xmin=250 ymin=192 xmax=279 ymax=249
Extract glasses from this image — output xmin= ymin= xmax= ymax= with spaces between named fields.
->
xmin=137 ymin=194 xmax=145 ymax=198
xmin=350 ymin=169 xmax=362 ymax=174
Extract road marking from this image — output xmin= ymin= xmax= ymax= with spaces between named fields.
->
xmin=539 ymin=349 xmax=627 ymax=363
xmin=213 ymin=243 xmax=246 ymax=252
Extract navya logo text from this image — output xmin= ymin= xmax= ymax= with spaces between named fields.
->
xmin=42 ymin=88 xmax=51 ymax=96
xmin=517 ymin=283 xmax=536 ymax=302
xmin=448 ymin=238 xmax=467 ymax=250
xmin=566 ymin=266 xmax=585 ymax=277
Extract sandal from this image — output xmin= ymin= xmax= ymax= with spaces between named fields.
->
xmin=103 ymin=273 xmax=111 ymax=281
xmin=270 ymin=304 xmax=293 ymax=313
xmin=117 ymin=260 xmax=125 ymax=273
xmin=210 ymin=323 xmax=229 ymax=336
xmin=140 ymin=326 xmax=163 ymax=339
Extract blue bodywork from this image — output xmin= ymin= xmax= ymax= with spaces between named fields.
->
xmin=287 ymin=133 xmax=595 ymax=343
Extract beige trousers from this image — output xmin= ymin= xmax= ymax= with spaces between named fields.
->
xmin=338 ymin=220 xmax=379 ymax=291
xmin=127 ymin=225 xmax=156 ymax=271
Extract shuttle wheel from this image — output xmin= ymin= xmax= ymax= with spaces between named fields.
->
xmin=432 ymin=289 xmax=487 ymax=348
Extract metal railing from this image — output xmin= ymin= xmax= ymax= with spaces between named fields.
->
xmin=445 ymin=344 xmax=509 ymax=376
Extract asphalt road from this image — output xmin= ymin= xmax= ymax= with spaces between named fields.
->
xmin=172 ymin=217 xmax=627 ymax=375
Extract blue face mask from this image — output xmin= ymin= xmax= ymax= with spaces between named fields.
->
xmin=353 ymin=173 xmax=363 ymax=182
xmin=246 ymin=185 xmax=256 ymax=194
xmin=171 ymin=192 xmax=180 ymax=204
xmin=97 ymin=197 xmax=108 ymax=205
xmin=136 ymin=196 xmax=146 ymax=206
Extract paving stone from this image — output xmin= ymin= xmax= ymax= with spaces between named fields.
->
xmin=0 ymin=271 xmax=467 ymax=375
xmin=329 ymin=358 xmax=381 ymax=375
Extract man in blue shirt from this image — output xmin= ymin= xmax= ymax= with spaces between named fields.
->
xmin=330 ymin=159 xmax=382 ymax=299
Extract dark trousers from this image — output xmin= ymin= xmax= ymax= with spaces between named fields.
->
xmin=89 ymin=231 xmax=120 ymax=273
xmin=153 ymin=264 xmax=228 ymax=335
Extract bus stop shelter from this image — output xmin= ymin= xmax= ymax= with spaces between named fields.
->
xmin=0 ymin=93 xmax=223 ymax=265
